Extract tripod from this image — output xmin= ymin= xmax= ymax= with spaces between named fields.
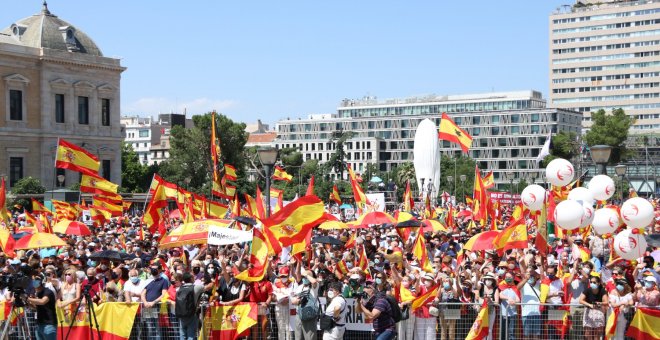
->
xmin=0 ymin=302 xmax=31 ymax=340
xmin=64 ymin=285 xmax=102 ymax=340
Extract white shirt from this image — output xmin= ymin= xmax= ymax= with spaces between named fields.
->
xmin=124 ymin=279 xmax=148 ymax=302
xmin=521 ymin=282 xmax=541 ymax=317
xmin=547 ymin=278 xmax=564 ymax=305
xmin=291 ymin=282 xmax=318 ymax=300
xmin=325 ymin=295 xmax=347 ymax=325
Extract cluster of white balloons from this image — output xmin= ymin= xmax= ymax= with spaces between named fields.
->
xmin=519 ymin=158 xmax=653 ymax=261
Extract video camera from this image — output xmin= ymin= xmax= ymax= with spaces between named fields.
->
xmin=0 ymin=266 xmax=33 ymax=307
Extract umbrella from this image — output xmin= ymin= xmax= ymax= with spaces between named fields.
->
xmin=311 ymin=236 xmax=344 ymax=246
xmin=356 ymin=211 xmax=395 ymax=225
xmin=14 ymin=232 xmax=66 ymax=250
xmin=456 ymin=210 xmax=473 ymax=219
xmin=369 ymin=176 xmax=383 ymax=183
xmin=53 ymin=220 xmax=91 ymax=236
xmin=318 ymin=221 xmax=349 ymax=230
xmin=396 ymin=220 xmax=423 ymax=228
xmin=421 ymin=219 xmax=447 ymax=233
xmin=234 ymin=216 xmax=257 ymax=226
xmin=395 ymin=211 xmax=415 ymax=223
xmin=339 ymin=204 xmax=353 ymax=210
xmin=647 ymin=234 xmax=660 ymax=248
xmin=463 ymin=230 xmax=500 ymax=251
xmin=89 ymin=250 xmax=136 ymax=262
xmin=160 ymin=219 xmax=233 ymax=248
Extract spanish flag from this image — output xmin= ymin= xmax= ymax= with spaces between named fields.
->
xmin=92 ymin=196 xmax=122 ymax=217
xmin=305 ymin=175 xmax=315 ymax=196
xmin=0 ymin=227 xmax=16 ymax=257
xmin=605 ymin=307 xmax=619 ymax=339
xmin=205 ymin=200 xmax=228 ymax=219
xmin=492 ymin=218 xmax=528 ymax=252
xmin=396 ymin=283 xmax=416 ymax=303
xmin=207 ymin=303 xmax=258 ymax=340
xmin=57 ymin=302 xmax=139 ymax=340
xmin=55 ymin=139 xmax=100 ymax=176
xmin=210 ymin=111 xmax=222 ymax=174
xmin=466 ymin=300 xmax=489 ymax=340
xmin=336 ymin=259 xmax=349 ymax=276
xmin=343 ymin=232 xmax=357 ymax=249
xmin=438 ymin=112 xmax=472 ymax=153
xmin=89 ymin=205 xmax=111 ymax=226
xmin=31 ymin=199 xmax=51 ymax=216
xmin=243 ymin=194 xmax=257 ymax=218
xmin=330 ymin=184 xmax=341 ymax=205
xmin=149 ymin=174 xmax=178 ymax=199
xmin=143 ymin=184 xmax=168 ymax=231
xmin=235 ymin=229 xmax=269 ymax=282
xmin=263 ymin=195 xmax=325 ymax=247
xmin=347 ymin=164 xmax=370 ymax=209
xmin=412 ymin=233 xmax=434 ymax=273
xmin=625 ymin=307 xmax=660 ymax=340
xmin=482 ymin=171 xmax=495 ymax=189
xmin=0 ymin=178 xmax=9 ymax=224
xmin=224 ymin=164 xmax=237 ymax=181
xmin=411 ymin=285 xmax=440 ymax=312
xmin=255 ymin=186 xmax=266 ymax=220
xmin=270 ymin=188 xmax=284 ymax=213
xmin=80 ymin=174 xmax=118 ymax=197
xmin=122 ymin=201 xmax=132 ymax=211
xmin=272 ymin=166 xmax=293 ymax=182
xmin=403 ymin=180 xmax=414 ymax=212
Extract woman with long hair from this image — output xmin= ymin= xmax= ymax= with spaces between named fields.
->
xmin=579 ymin=275 xmax=608 ymax=340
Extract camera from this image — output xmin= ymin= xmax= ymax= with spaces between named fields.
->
xmin=0 ymin=271 xmax=32 ymax=308
xmin=355 ymin=291 xmax=369 ymax=300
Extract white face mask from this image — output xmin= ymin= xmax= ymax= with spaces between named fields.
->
xmin=485 ymin=281 xmax=493 ymax=288
xmin=327 ymin=291 xmax=335 ymax=299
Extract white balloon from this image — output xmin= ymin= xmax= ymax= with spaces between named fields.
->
xmin=592 ymin=208 xmax=621 ymax=235
xmin=613 ymin=229 xmax=647 ymax=261
xmin=521 ymin=185 xmax=546 ymax=212
xmin=587 ymin=175 xmax=616 ymax=201
xmin=568 ymin=187 xmax=595 ymax=206
xmin=554 ymin=200 xmax=584 ymax=231
xmin=546 ymin=158 xmax=575 ymax=187
xmin=580 ymin=204 xmax=595 ymax=228
xmin=620 ymin=197 xmax=655 ymax=228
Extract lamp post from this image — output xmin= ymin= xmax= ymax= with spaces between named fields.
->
xmin=57 ymin=175 xmax=65 ymax=188
xmin=505 ymin=171 xmax=514 ymax=205
xmin=615 ymin=164 xmax=627 ymax=201
xmin=459 ymin=174 xmax=467 ymax=202
xmin=590 ymin=145 xmax=613 ymax=175
xmin=257 ymin=147 xmax=279 ymax=217
xmin=447 ymin=176 xmax=453 ymax=197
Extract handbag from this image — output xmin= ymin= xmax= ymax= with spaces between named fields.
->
xmin=400 ymin=304 xmax=410 ymax=320
xmin=319 ymin=314 xmax=335 ymax=331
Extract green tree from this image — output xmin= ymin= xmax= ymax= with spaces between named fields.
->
xmin=541 ymin=131 xmax=579 ymax=167
xmin=327 ymin=130 xmax=354 ymax=178
xmin=120 ymin=142 xmax=149 ymax=192
xmin=10 ymin=177 xmax=45 ymax=210
xmin=584 ymin=108 xmax=634 ymax=163
xmin=439 ymin=155 xmax=476 ymax=199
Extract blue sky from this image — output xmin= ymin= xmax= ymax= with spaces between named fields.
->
xmin=1 ymin=1 xmax=568 ymax=126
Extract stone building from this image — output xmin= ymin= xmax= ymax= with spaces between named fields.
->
xmin=0 ymin=3 xmax=124 ymax=188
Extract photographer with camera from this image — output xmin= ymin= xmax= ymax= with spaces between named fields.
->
xmin=27 ymin=273 xmax=57 ymax=340
xmin=356 ymin=280 xmax=396 ymax=340
xmin=290 ymin=261 xmax=318 ymax=340
xmin=321 ymin=282 xmax=346 ymax=340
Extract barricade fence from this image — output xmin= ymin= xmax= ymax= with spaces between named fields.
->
xmin=2 ymin=301 xmax=658 ymax=339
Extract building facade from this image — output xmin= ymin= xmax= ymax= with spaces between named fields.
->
xmin=275 ymin=91 xmax=583 ymax=185
xmin=550 ymin=0 xmax=660 ymax=133
xmin=0 ymin=3 xmax=124 ymax=188
xmin=120 ymin=113 xmax=188 ymax=166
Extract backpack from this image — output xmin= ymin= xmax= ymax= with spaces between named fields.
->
xmin=384 ymin=295 xmax=404 ymax=323
xmin=298 ymin=291 xmax=319 ymax=321
xmin=175 ymin=285 xmax=196 ymax=317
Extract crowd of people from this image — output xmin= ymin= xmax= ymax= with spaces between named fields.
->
xmin=0 ymin=194 xmax=658 ymax=340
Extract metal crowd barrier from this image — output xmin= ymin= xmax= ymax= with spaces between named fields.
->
xmin=4 ymin=301 xmax=659 ymax=339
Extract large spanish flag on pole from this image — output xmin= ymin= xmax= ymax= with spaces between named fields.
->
xmin=329 ymin=184 xmax=341 ymax=205
xmin=438 ymin=112 xmax=472 ymax=153
xmin=466 ymin=300 xmax=490 ymax=340
xmin=492 ymin=218 xmax=528 ymax=252
xmin=272 ymin=166 xmax=293 ymax=182
xmin=626 ymin=307 xmax=660 ymax=340
xmin=403 ymin=180 xmax=414 ymax=212
xmin=55 ymin=139 xmax=100 ymax=176
xmin=412 ymin=232 xmax=434 ymax=273
xmin=263 ymin=195 xmax=325 ymax=247
xmin=207 ymin=303 xmax=258 ymax=340
xmin=235 ymin=229 xmax=269 ymax=282
xmin=80 ymin=174 xmax=118 ymax=197
xmin=347 ymin=164 xmax=370 ymax=210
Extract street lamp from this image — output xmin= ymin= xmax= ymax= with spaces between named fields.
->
xmin=590 ymin=145 xmax=612 ymax=175
xmin=615 ymin=164 xmax=627 ymax=201
xmin=505 ymin=171 xmax=515 ymax=204
xmin=447 ymin=176 xmax=453 ymax=196
xmin=57 ymin=175 xmax=65 ymax=188
xmin=459 ymin=174 xmax=467 ymax=202
xmin=257 ymin=147 xmax=279 ymax=217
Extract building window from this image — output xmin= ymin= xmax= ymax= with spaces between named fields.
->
xmin=101 ymin=160 xmax=111 ymax=180
xmin=101 ymin=98 xmax=110 ymax=126
xmin=9 ymin=157 xmax=23 ymax=187
xmin=139 ymin=130 xmax=149 ymax=138
xmin=78 ymin=96 xmax=89 ymax=124
xmin=9 ymin=90 xmax=22 ymax=120
xmin=55 ymin=94 xmax=65 ymax=123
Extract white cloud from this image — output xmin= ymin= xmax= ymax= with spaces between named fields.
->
xmin=122 ymin=97 xmax=238 ymax=117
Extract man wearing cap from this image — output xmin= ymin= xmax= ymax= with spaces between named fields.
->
xmin=356 ymin=280 xmax=396 ymax=340
xmin=274 ymin=266 xmax=293 ymax=340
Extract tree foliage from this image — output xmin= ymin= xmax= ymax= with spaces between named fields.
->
xmin=584 ymin=108 xmax=634 ymax=163
xmin=10 ymin=177 xmax=45 ymax=209
xmin=541 ymin=131 xmax=579 ymax=167
xmin=120 ymin=142 xmax=151 ymax=192
xmin=327 ymin=130 xmax=354 ymax=179
xmin=439 ymin=155 xmax=476 ymax=198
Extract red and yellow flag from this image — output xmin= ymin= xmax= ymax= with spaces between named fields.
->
xmin=150 ymin=174 xmax=178 ymax=199
xmin=347 ymin=164 xmax=370 ymax=210
xmin=438 ymin=112 xmax=472 ymax=153
xmin=143 ymin=184 xmax=168 ymax=231
xmin=0 ymin=178 xmax=9 ymax=225
xmin=80 ymin=174 xmax=118 ymax=197
xmin=396 ymin=284 xmax=415 ymax=303
xmin=55 ymin=139 xmax=100 ymax=176
xmin=411 ymin=285 xmax=440 ymax=312
xmin=305 ymin=175 xmax=315 ymax=196
xmin=92 ymin=196 xmax=122 ymax=217
xmin=606 ymin=307 xmax=619 ymax=338
xmin=329 ymin=185 xmax=341 ymax=205
xmin=263 ymin=195 xmax=325 ymax=247
xmin=224 ymin=164 xmax=237 ymax=181
xmin=255 ymin=186 xmax=266 ymax=220
xmin=466 ymin=300 xmax=490 ymax=340
xmin=492 ymin=218 xmax=528 ymax=252
xmin=207 ymin=303 xmax=258 ymax=340
xmin=482 ymin=171 xmax=495 ymax=189
xmin=403 ymin=180 xmax=414 ymax=212
xmin=625 ymin=307 xmax=660 ymax=340
xmin=272 ymin=166 xmax=293 ymax=182
xmin=210 ymin=111 xmax=222 ymax=177
xmin=51 ymin=200 xmax=77 ymax=221
xmin=235 ymin=229 xmax=270 ymax=282
xmin=31 ymin=199 xmax=51 ymax=216
xmin=57 ymin=302 xmax=139 ymax=340
xmin=89 ymin=205 xmax=112 ymax=226
xmin=412 ymin=233 xmax=433 ymax=273
xmin=0 ymin=227 xmax=16 ymax=257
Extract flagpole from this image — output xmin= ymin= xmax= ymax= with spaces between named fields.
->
xmin=143 ymin=173 xmax=155 ymax=212
xmin=51 ymin=138 xmax=61 ymax=204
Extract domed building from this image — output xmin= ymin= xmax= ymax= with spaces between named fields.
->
xmin=0 ymin=2 xmax=124 ymax=189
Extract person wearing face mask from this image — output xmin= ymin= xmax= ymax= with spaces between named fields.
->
xmin=607 ymin=278 xmax=634 ymax=339
xmin=498 ymin=272 xmax=520 ymax=340
xmin=634 ymin=275 xmax=660 ymax=307
xmin=190 ymin=260 xmax=204 ymax=283
xmin=438 ymin=276 xmax=458 ymax=340
xmin=413 ymin=273 xmax=438 ymax=340
xmin=219 ymin=265 xmax=246 ymax=305
xmin=247 ymin=276 xmax=273 ymax=340
xmin=273 ymin=266 xmax=293 ymax=340
xmin=123 ymin=269 xmax=146 ymax=302
xmin=57 ymin=268 xmax=81 ymax=313
xmin=578 ymin=275 xmax=608 ymax=340
xmin=27 ymin=274 xmax=57 ymax=340
xmin=140 ymin=265 xmax=170 ymax=340
xmin=518 ymin=268 xmax=541 ymax=340
xmin=356 ymin=280 xmax=395 ymax=340
xmin=290 ymin=261 xmax=319 ymax=340
xmin=342 ymin=274 xmax=364 ymax=298
xmin=391 ymin=268 xmax=416 ymax=340
xmin=203 ymin=263 xmax=220 ymax=301
xmin=321 ymin=282 xmax=347 ymax=340
xmin=474 ymin=272 xmax=499 ymax=340
xmin=80 ymin=267 xmax=104 ymax=304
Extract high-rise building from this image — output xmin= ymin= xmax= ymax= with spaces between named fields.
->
xmin=275 ymin=90 xmax=582 ymax=186
xmin=549 ymin=0 xmax=660 ymax=133
xmin=0 ymin=3 xmax=124 ymax=188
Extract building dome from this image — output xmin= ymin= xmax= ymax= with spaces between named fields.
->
xmin=0 ymin=2 xmax=103 ymax=56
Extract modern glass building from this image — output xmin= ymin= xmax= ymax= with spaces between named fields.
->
xmin=275 ymin=91 xmax=582 ymax=185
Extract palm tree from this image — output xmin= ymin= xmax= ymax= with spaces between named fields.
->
xmin=395 ymin=162 xmax=416 ymax=187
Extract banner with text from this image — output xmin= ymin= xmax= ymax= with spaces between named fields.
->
xmin=207 ymin=226 xmax=253 ymax=246
xmin=288 ymin=297 xmax=373 ymax=332
xmin=489 ymin=192 xmax=521 ymax=205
